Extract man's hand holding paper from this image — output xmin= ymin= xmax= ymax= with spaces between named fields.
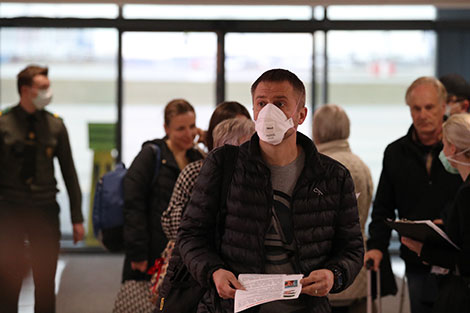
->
xmin=300 ymin=269 xmax=334 ymax=297
xmin=213 ymin=268 xmax=245 ymax=299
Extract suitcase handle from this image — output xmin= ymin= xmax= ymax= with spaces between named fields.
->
xmin=366 ymin=258 xmax=382 ymax=313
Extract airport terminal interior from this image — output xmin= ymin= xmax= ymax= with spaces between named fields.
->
xmin=1 ymin=0 xmax=470 ymax=312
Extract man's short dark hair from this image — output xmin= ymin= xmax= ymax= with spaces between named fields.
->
xmin=251 ymin=69 xmax=306 ymax=108
xmin=17 ymin=65 xmax=48 ymax=95
xmin=439 ymin=73 xmax=470 ymax=100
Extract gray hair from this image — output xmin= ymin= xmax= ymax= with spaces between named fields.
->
xmin=312 ymin=104 xmax=350 ymax=144
xmin=443 ymin=113 xmax=470 ymax=158
xmin=213 ymin=118 xmax=255 ymax=148
xmin=405 ymin=76 xmax=447 ymax=106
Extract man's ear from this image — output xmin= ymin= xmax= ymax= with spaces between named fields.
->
xmin=20 ymin=85 xmax=29 ymax=97
xmin=297 ymin=107 xmax=307 ymax=125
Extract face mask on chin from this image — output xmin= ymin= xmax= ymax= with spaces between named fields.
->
xmin=255 ymin=103 xmax=295 ymax=145
xmin=444 ymin=103 xmax=460 ymax=118
xmin=32 ymin=88 xmax=52 ymax=110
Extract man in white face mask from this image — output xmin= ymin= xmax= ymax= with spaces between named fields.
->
xmin=0 ymin=65 xmax=84 ymax=313
xmin=177 ymin=69 xmax=364 ymax=313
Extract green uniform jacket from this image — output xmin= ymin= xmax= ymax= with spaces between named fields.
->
xmin=0 ymin=105 xmax=83 ymax=223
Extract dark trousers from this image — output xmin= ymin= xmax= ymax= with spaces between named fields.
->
xmin=406 ymin=265 xmax=438 ymax=313
xmin=0 ymin=201 xmax=60 ymax=313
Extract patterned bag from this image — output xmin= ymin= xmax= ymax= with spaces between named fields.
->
xmin=148 ymin=240 xmax=176 ymax=304
xmin=112 ymin=280 xmax=155 ymax=313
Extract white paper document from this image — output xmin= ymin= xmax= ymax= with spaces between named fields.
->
xmin=234 ymin=274 xmax=303 ymax=313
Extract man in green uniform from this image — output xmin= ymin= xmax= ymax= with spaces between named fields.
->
xmin=0 ymin=65 xmax=84 ymax=313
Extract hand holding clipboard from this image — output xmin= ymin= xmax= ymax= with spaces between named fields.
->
xmin=384 ymin=219 xmax=460 ymax=251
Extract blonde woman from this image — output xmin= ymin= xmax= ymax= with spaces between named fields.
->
xmin=402 ymin=113 xmax=470 ymax=313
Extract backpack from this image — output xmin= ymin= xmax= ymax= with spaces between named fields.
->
xmin=93 ymin=143 xmax=161 ymax=252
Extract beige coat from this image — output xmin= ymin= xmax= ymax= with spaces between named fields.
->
xmin=318 ymin=140 xmax=374 ymax=306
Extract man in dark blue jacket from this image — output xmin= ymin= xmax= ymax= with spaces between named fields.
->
xmin=365 ymin=76 xmax=463 ymax=313
xmin=178 ymin=69 xmax=364 ymax=313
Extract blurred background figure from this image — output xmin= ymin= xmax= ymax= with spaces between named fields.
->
xmin=439 ymin=73 xmax=470 ymax=117
xmin=162 ymin=101 xmax=251 ymax=242
xmin=113 ymin=99 xmax=204 ymax=313
xmin=0 ymin=65 xmax=84 ymax=313
xmin=402 ymin=113 xmax=470 ymax=313
xmin=156 ymin=110 xmax=254 ymax=303
xmin=313 ymin=104 xmax=373 ymax=313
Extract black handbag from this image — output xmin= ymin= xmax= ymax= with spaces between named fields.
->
xmin=157 ymin=253 xmax=206 ymax=313
xmin=156 ymin=145 xmax=239 ymax=313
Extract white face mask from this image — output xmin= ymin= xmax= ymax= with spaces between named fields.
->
xmin=445 ymin=104 xmax=457 ymax=118
xmin=32 ymin=88 xmax=52 ymax=110
xmin=255 ymin=103 xmax=294 ymax=145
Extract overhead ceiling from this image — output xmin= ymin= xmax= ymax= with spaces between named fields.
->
xmin=2 ymin=0 xmax=470 ymax=7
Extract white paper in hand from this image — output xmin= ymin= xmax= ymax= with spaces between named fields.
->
xmin=234 ymin=274 xmax=303 ymax=313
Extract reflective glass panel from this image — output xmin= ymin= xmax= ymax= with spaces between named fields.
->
xmin=123 ymin=5 xmax=312 ymax=20
xmin=0 ymin=3 xmax=118 ymax=18
xmin=327 ymin=5 xmax=436 ymax=20
xmin=326 ymin=30 xmax=436 ymax=185
xmin=122 ymin=32 xmax=217 ymax=165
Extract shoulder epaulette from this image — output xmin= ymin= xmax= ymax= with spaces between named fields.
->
xmin=45 ymin=110 xmax=62 ymax=120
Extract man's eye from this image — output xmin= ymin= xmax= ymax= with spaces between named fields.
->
xmin=258 ymin=101 xmax=266 ymax=107
xmin=274 ymin=102 xmax=284 ymax=107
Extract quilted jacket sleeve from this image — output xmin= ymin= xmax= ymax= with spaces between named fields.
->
xmin=325 ymin=167 xmax=365 ymax=292
xmin=177 ymin=150 xmax=226 ymax=288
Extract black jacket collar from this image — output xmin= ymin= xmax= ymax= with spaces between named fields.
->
xmin=245 ymin=131 xmax=326 ymax=180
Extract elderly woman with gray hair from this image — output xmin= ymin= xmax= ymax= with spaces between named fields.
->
xmin=313 ymin=104 xmax=373 ymax=313
xmin=402 ymin=113 xmax=470 ymax=313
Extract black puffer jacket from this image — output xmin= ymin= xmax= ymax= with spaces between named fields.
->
xmin=122 ymin=138 xmax=203 ymax=281
xmin=178 ymin=133 xmax=364 ymax=313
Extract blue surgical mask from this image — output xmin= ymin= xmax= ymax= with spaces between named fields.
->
xmin=439 ymin=150 xmax=460 ymax=174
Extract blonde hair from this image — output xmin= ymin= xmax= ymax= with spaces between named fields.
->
xmin=212 ymin=118 xmax=255 ymax=148
xmin=312 ymin=104 xmax=350 ymax=144
xmin=405 ymin=76 xmax=447 ymax=106
xmin=443 ymin=113 xmax=470 ymax=158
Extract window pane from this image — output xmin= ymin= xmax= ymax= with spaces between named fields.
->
xmin=0 ymin=28 xmax=117 ymax=242
xmin=327 ymin=5 xmax=436 ymax=20
xmin=122 ymin=32 xmax=217 ymax=166
xmin=0 ymin=3 xmax=118 ymax=18
xmin=327 ymin=30 xmax=436 ymax=185
xmin=225 ymin=33 xmax=313 ymax=134
xmin=123 ymin=5 xmax=312 ymax=20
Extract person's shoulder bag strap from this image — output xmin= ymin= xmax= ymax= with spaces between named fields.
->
xmin=149 ymin=143 xmax=162 ymax=186
xmin=217 ymin=144 xmax=240 ymax=250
